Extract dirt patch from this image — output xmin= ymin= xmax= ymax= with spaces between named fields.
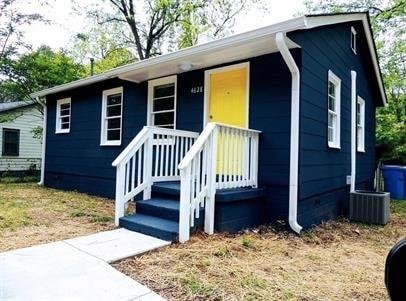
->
xmin=0 ymin=183 xmax=115 ymax=252
xmin=114 ymin=202 xmax=406 ymax=301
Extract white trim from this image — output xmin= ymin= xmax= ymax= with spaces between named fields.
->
xmin=30 ymin=13 xmax=386 ymax=107
xmin=327 ymin=70 xmax=341 ymax=149
xmin=38 ymin=100 xmax=47 ymax=185
xmin=350 ymin=71 xmax=357 ymax=192
xmin=55 ymin=98 xmax=71 ymax=134
xmin=147 ymin=75 xmax=177 ymax=129
xmin=357 ymin=96 xmax=365 ymax=152
xmin=100 ymin=87 xmax=123 ymax=146
xmin=276 ymin=32 xmax=302 ymax=234
xmin=203 ymin=62 xmax=250 ymax=128
xmin=351 ymin=26 xmax=357 ymax=54
xmin=30 ymin=16 xmax=304 ymax=98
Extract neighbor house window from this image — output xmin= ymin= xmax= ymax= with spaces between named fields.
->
xmin=2 ymin=128 xmax=20 ymax=157
xmin=56 ymin=98 xmax=71 ymax=134
xmin=148 ymin=75 xmax=177 ymax=129
xmin=357 ymin=97 xmax=365 ymax=152
xmin=351 ymin=26 xmax=357 ymax=54
xmin=327 ymin=70 xmax=341 ymax=149
xmin=100 ymin=87 xmax=123 ymax=146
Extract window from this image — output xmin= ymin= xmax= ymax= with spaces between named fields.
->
xmin=327 ymin=70 xmax=341 ymax=149
xmin=148 ymin=75 xmax=177 ymax=129
xmin=351 ymin=26 xmax=357 ymax=54
xmin=2 ymin=128 xmax=20 ymax=157
xmin=101 ymin=87 xmax=123 ymax=146
xmin=357 ymin=97 xmax=365 ymax=152
xmin=56 ymin=98 xmax=71 ymax=133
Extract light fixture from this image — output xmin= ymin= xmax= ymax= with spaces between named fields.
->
xmin=179 ymin=62 xmax=192 ymax=71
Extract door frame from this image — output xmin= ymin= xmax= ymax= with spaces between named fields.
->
xmin=203 ymin=62 xmax=250 ymax=128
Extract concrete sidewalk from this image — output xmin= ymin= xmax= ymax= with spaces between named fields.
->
xmin=0 ymin=229 xmax=170 ymax=301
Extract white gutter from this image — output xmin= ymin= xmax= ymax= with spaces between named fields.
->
xmin=276 ymin=32 xmax=302 ymax=234
xmin=38 ymin=99 xmax=47 ymax=186
xmin=350 ymin=71 xmax=357 ymax=192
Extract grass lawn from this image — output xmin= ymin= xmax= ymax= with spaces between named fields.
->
xmin=1 ymin=182 xmax=405 ymax=300
xmin=0 ymin=182 xmax=115 ymax=252
xmin=114 ymin=201 xmax=406 ymax=301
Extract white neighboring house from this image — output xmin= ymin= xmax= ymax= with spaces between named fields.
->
xmin=0 ymin=101 xmax=42 ymax=175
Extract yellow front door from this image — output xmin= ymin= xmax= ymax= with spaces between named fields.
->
xmin=207 ymin=65 xmax=248 ymax=175
xmin=208 ymin=67 xmax=247 ymax=127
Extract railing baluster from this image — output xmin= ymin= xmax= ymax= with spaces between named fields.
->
xmin=159 ymin=134 xmax=164 ymax=177
xmin=165 ymin=135 xmax=169 ymax=176
xmin=131 ymin=154 xmax=136 ymax=190
xmin=154 ymin=134 xmax=159 ymax=178
xmin=137 ymin=146 xmax=142 ymax=186
xmin=174 ymin=136 xmax=179 ymax=177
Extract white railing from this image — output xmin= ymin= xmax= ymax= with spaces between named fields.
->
xmin=112 ymin=126 xmax=199 ymax=225
xmin=178 ymin=123 xmax=260 ymax=242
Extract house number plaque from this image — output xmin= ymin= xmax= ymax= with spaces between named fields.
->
xmin=190 ymin=86 xmax=203 ymax=94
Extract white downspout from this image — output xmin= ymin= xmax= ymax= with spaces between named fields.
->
xmin=38 ymin=98 xmax=47 ymax=186
xmin=350 ymin=71 xmax=357 ymax=192
xmin=276 ymin=32 xmax=302 ymax=234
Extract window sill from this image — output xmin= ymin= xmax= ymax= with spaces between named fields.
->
xmin=100 ymin=141 xmax=121 ymax=146
xmin=328 ymin=143 xmax=341 ymax=150
xmin=357 ymin=148 xmax=365 ymax=153
xmin=55 ymin=129 xmax=70 ymax=134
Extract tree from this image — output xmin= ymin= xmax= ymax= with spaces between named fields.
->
xmin=0 ymin=46 xmax=86 ymax=111
xmin=303 ymin=0 xmax=406 ymax=163
xmin=71 ymin=22 xmax=136 ymax=75
xmin=83 ymin=0 xmax=266 ymax=60
xmin=0 ymin=0 xmax=46 ymax=61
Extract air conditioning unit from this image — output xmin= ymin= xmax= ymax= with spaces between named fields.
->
xmin=349 ymin=191 xmax=391 ymax=225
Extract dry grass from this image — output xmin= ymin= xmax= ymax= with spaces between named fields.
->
xmin=115 ymin=201 xmax=406 ymax=301
xmin=0 ymin=182 xmax=115 ymax=252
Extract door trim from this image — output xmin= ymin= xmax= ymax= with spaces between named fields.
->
xmin=203 ymin=62 xmax=250 ymax=128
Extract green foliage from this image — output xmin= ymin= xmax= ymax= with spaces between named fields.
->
xmin=303 ymin=0 xmax=406 ymax=163
xmin=71 ymin=23 xmax=136 ymax=75
xmin=0 ymin=46 xmax=86 ymax=103
xmin=31 ymin=126 xmax=43 ymax=142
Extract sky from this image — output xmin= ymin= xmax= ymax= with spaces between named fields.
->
xmin=20 ymin=0 xmax=306 ymax=51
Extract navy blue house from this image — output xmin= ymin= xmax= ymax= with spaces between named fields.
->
xmin=32 ymin=13 xmax=386 ymax=242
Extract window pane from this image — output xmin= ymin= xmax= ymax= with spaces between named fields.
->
xmin=328 ymin=81 xmax=335 ymax=96
xmin=107 ymin=105 xmax=121 ymax=117
xmin=61 ymin=122 xmax=70 ymax=129
xmin=107 ymin=117 xmax=121 ymax=129
xmin=328 ymin=96 xmax=335 ymax=111
xmin=61 ymin=116 xmax=70 ymax=124
xmin=154 ymin=112 xmax=174 ymax=126
xmin=3 ymin=129 xmax=19 ymax=156
xmin=107 ymin=94 xmax=122 ymax=106
xmin=60 ymin=103 xmax=70 ymax=111
xmin=328 ymin=127 xmax=333 ymax=142
xmin=107 ymin=129 xmax=120 ymax=141
xmin=328 ymin=113 xmax=333 ymax=127
xmin=154 ymin=84 xmax=174 ymax=98
xmin=153 ymin=97 xmax=174 ymax=112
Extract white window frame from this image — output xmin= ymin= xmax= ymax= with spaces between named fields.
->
xmin=147 ymin=75 xmax=177 ymax=129
xmin=55 ymin=98 xmax=71 ymax=134
xmin=351 ymin=26 xmax=357 ymax=54
xmin=357 ymin=96 xmax=365 ymax=152
xmin=327 ymin=70 xmax=341 ymax=149
xmin=100 ymin=87 xmax=123 ymax=146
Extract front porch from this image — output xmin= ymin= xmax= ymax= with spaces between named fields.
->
xmin=113 ymin=124 xmax=265 ymax=242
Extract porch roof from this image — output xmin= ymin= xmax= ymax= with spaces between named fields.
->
xmin=31 ymin=13 xmax=386 ymax=106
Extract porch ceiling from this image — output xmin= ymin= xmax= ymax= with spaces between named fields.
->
xmin=118 ymin=35 xmax=299 ymax=83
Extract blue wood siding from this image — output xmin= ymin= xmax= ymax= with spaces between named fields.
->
xmin=44 ymin=52 xmax=294 ymax=219
xmin=289 ymin=21 xmax=378 ymax=227
xmin=43 ymin=21 xmax=380 ymax=229
xmin=45 ymin=78 xmax=147 ymax=197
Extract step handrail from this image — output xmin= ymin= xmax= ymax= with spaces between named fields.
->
xmin=178 ymin=122 xmax=261 ymax=242
xmin=113 ymin=126 xmax=199 ymax=225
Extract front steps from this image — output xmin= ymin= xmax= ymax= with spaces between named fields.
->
xmin=119 ymin=182 xmax=267 ymax=242
xmin=119 ymin=182 xmax=204 ymax=241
